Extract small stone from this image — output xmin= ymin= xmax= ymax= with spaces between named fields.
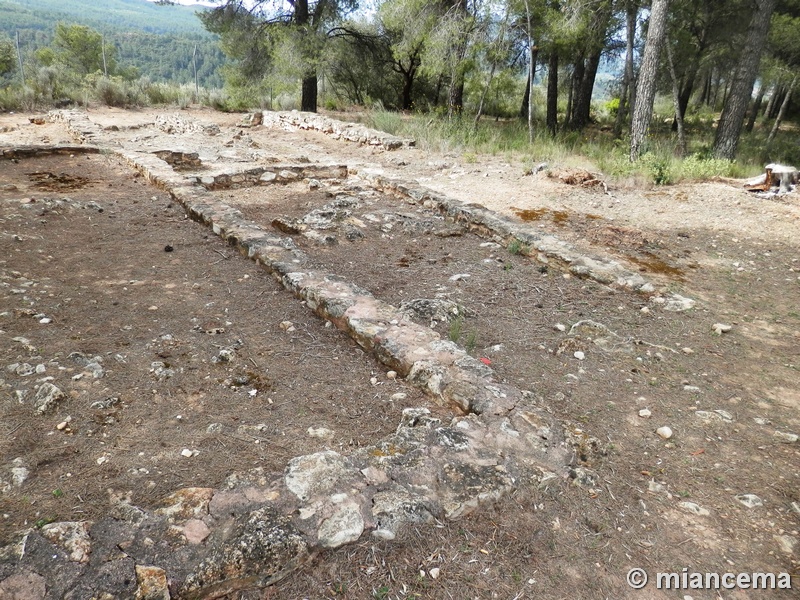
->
xmin=639 ymin=409 xmax=652 ymax=418
xmin=773 ymin=430 xmax=798 ymax=443
xmin=40 ymin=521 xmax=92 ymax=563
xmin=774 ymin=534 xmax=796 ymax=555
xmin=34 ymin=382 xmax=65 ymax=414
xmin=390 ymin=393 xmax=407 ymax=401
xmin=679 ymin=501 xmax=710 ymax=516
xmin=307 ymin=427 xmax=334 ymax=440
xmin=279 ymin=320 xmax=296 ymax=332
xmin=429 ymin=567 xmax=440 ymax=579
xmin=573 ymin=351 xmax=585 ymax=360
xmin=554 ymin=323 xmax=566 ymax=332
xmin=648 ymin=480 xmax=666 ymax=494
xmin=11 ymin=464 xmax=29 ymax=487
xmin=96 ymin=455 xmax=109 ymax=465
xmin=56 ymin=420 xmax=68 ymax=431
xmin=39 ymin=317 xmax=52 ymax=324
xmin=661 ymin=294 xmax=696 ymax=312
xmin=386 ymin=370 xmax=397 ymax=380
xmin=181 ymin=449 xmax=194 ymax=458
xmin=735 ymin=494 xmax=763 ymax=508
xmin=682 ymin=347 xmax=694 ymax=355
xmin=640 ymin=307 xmax=650 ymax=314
xmin=712 ymin=323 xmax=732 ymax=335
xmin=449 ymin=273 xmax=470 ymax=282
xmin=317 ymin=504 xmax=364 ymax=548
xmin=656 ymin=426 xmax=673 ymax=439
xmin=35 ymin=364 xmax=46 ymax=374
xmin=134 ymin=564 xmax=170 ymax=600
xmin=683 ymin=385 xmax=701 ymax=393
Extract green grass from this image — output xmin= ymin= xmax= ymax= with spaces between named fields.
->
xmin=363 ymin=104 xmax=788 ymax=186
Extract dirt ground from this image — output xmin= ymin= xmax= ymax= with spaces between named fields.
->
xmin=1 ymin=107 xmax=799 ymax=599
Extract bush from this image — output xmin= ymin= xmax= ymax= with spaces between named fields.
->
xmin=91 ymin=75 xmax=144 ymax=107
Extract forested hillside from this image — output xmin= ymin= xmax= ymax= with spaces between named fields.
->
xmin=0 ymin=0 xmax=224 ymax=86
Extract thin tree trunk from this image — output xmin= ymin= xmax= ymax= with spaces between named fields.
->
xmin=768 ymin=85 xmax=785 ymax=118
xmin=546 ymin=50 xmax=558 ymax=136
xmin=713 ymin=0 xmax=778 ymax=159
xmin=630 ymin=0 xmax=671 ymax=161
xmin=16 ymin=30 xmax=25 ymax=85
xmin=447 ymin=0 xmax=469 ymax=119
xmin=474 ymin=3 xmax=510 ymax=129
xmin=519 ymin=47 xmax=539 ymax=121
xmin=766 ymin=76 xmax=796 ymax=147
xmin=764 ymin=83 xmax=778 ymax=116
xmin=746 ymin=83 xmax=766 ymax=132
xmin=665 ymin=41 xmax=686 ymax=157
xmin=523 ymin=0 xmax=537 ymax=143
xmin=614 ymin=0 xmax=636 ymax=138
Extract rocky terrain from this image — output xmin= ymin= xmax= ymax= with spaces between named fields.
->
xmin=0 ymin=107 xmax=798 ymax=599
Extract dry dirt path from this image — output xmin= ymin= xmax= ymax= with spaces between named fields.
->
xmin=0 ymin=107 xmax=798 ymax=599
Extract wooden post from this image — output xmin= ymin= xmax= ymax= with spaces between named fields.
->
xmin=102 ymin=34 xmax=108 ymax=77
xmin=15 ymin=31 xmax=25 ymax=85
xmin=192 ymin=44 xmax=199 ymax=100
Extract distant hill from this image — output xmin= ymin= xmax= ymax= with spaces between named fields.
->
xmin=0 ymin=0 xmax=209 ymax=35
xmin=0 ymin=0 xmax=226 ymax=86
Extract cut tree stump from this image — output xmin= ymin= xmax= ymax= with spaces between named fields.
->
xmin=744 ymin=164 xmax=798 ymax=192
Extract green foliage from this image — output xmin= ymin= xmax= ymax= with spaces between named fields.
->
xmin=53 ymin=23 xmax=117 ymax=77
xmin=640 ymin=152 xmax=673 ymax=185
xmin=604 ymin=97 xmax=620 ymax=117
xmin=507 ymin=238 xmax=530 ymax=255
xmin=0 ymin=35 xmax=15 ymax=77
xmin=679 ymin=154 xmax=736 ymax=180
xmin=448 ymin=316 xmax=464 ymax=343
xmin=89 ymin=74 xmax=144 ymax=107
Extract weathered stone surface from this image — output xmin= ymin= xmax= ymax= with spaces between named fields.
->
xmin=0 ymin=570 xmax=47 ymax=600
xmin=181 ymin=506 xmax=309 ymax=598
xmin=134 ymin=565 xmax=170 ymax=600
xmin=40 ymin=521 xmax=92 ymax=563
xmin=154 ymin=488 xmax=214 ymax=522
xmin=285 ymin=451 xmax=356 ymax=503
xmin=317 ymin=502 xmax=364 ymax=548
xmin=33 ymin=382 xmax=65 ymax=414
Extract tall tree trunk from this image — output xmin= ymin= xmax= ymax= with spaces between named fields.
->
xmin=665 ymin=41 xmax=686 ymax=157
xmin=546 ymin=50 xmax=559 ymax=136
xmin=519 ymin=47 xmax=539 ymax=120
xmin=746 ymin=83 xmax=766 ymax=132
xmin=447 ymin=0 xmax=469 ymax=118
xmin=614 ymin=0 xmax=637 ymax=138
xmin=565 ymin=58 xmax=583 ymax=127
xmin=766 ymin=76 xmax=796 ymax=147
xmin=293 ymin=0 xmax=318 ymax=113
xmin=520 ymin=72 xmax=530 ymax=119
xmin=630 ymin=0 xmax=671 ymax=161
xmin=570 ymin=49 xmax=602 ymax=130
xmin=713 ymin=0 xmax=777 ymax=159
xmin=301 ymin=76 xmax=318 ymax=112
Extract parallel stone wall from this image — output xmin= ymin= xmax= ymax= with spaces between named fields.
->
xmin=261 ymin=110 xmax=415 ymax=150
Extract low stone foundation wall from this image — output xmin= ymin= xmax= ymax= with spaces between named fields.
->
xmin=261 ymin=110 xmax=415 ymax=150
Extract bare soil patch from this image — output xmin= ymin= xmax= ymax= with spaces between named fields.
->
xmin=0 ymin=153 xmax=430 ymax=544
